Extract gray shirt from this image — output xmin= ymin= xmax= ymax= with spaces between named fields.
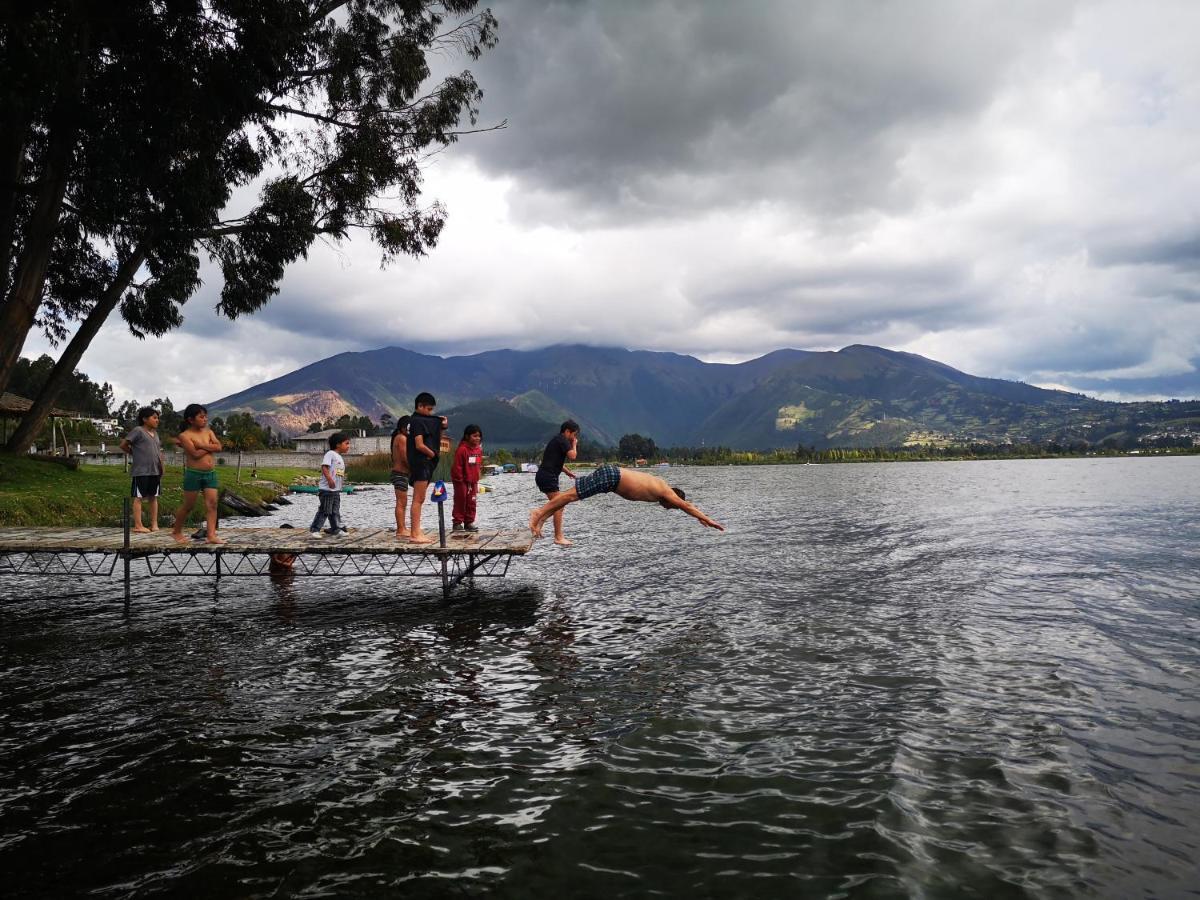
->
xmin=125 ymin=426 xmax=163 ymax=477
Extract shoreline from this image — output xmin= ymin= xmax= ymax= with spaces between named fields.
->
xmin=2 ymin=449 xmax=1195 ymax=529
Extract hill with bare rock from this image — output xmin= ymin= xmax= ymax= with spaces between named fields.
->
xmin=208 ymin=344 xmax=1199 ymax=450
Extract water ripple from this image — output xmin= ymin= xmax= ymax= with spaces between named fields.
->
xmin=1 ymin=457 xmax=1197 ymax=897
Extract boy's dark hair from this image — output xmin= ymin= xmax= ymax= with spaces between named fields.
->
xmin=391 ymin=413 xmax=409 ymax=436
xmin=136 ymin=406 xmax=158 ymax=425
xmin=182 ymin=403 xmax=207 ymax=424
xmin=329 ymin=431 xmax=349 ymax=450
xmin=560 ymin=420 xmax=579 ymax=434
xmin=672 ymin=487 xmax=686 ymax=500
xmin=414 ymin=392 xmax=436 ymax=408
xmin=462 ymin=424 xmax=482 ymax=440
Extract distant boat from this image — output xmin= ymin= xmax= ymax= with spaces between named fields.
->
xmin=289 ymin=484 xmax=355 ymax=494
xmin=655 ymin=462 xmax=670 ymax=468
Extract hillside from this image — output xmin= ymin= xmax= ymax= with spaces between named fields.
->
xmin=209 ymin=344 xmax=1197 ymax=450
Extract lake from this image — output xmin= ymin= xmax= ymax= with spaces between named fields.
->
xmin=1 ymin=457 xmax=1197 ymax=898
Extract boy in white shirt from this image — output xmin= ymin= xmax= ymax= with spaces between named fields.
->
xmin=310 ymin=432 xmax=351 ymax=536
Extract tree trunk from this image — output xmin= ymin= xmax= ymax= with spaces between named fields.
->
xmin=0 ymin=19 xmax=89 ymax=396
xmin=5 ymin=244 xmax=146 ymax=454
xmin=0 ymin=103 xmax=29 ymax=304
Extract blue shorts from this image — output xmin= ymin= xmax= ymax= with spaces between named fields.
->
xmin=575 ymin=464 xmax=621 ymax=501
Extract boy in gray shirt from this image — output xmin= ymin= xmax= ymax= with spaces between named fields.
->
xmin=120 ymin=406 xmax=165 ymax=532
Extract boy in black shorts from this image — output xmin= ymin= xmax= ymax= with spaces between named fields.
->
xmin=120 ymin=406 xmax=165 ymax=532
xmin=535 ymin=420 xmax=579 ymax=546
xmin=406 ymin=392 xmax=445 ymax=544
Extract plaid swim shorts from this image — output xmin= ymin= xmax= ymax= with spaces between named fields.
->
xmin=575 ymin=464 xmax=621 ymax=500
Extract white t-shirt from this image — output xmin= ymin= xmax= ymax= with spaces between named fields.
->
xmin=321 ymin=450 xmax=346 ymax=491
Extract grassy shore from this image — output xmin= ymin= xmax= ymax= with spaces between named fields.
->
xmin=0 ymin=455 xmax=390 ymax=528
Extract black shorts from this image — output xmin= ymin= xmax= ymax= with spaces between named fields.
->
xmin=390 ymin=471 xmax=410 ymax=491
xmin=535 ymin=470 xmax=560 ymax=494
xmin=409 ymin=459 xmax=436 ymax=485
xmin=131 ymin=475 xmax=161 ymax=498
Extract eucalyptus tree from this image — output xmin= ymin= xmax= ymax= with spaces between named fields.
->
xmin=1 ymin=0 xmax=498 ymax=452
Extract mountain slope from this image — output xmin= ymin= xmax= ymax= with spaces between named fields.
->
xmin=210 ymin=343 xmax=1122 ymax=448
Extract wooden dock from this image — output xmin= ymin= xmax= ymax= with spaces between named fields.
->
xmin=0 ymin=525 xmax=536 ymax=600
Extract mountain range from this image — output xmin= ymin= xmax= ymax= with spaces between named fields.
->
xmin=209 ymin=344 xmax=1198 ymax=450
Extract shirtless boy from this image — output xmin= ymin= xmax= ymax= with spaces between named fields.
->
xmin=390 ymin=412 xmax=412 ymax=537
xmin=529 ymin=464 xmax=724 ymax=537
xmin=171 ymin=403 xmax=225 ymax=544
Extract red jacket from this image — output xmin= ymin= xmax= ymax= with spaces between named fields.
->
xmin=451 ymin=441 xmax=482 ymax=483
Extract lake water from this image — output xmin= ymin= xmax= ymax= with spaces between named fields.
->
xmin=1 ymin=458 xmax=1197 ymax=898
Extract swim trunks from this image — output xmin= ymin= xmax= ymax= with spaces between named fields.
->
xmin=535 ymin=471 xmax=560 ymax=494
xmin=575 ymin=464 xmax=621 ymax=500
xmin=131 ymin=474 xmax=161 ymax=498
xmin=409 ymin=459 xmax=436 ymax=485
xmin=182 ymin=467 xmax=219 ymax=492
xmin=390 ymin=471 xmax=410 ymax=491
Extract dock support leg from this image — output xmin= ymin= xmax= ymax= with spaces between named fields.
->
xmin=438 ymin=502 xmax=449 ymax=598
xmin=122 ymin=497 xmax=131 ymax=605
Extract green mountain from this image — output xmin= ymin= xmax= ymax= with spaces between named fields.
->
xmin=209 ymin=344 xmax=1199 ymax=450
xmin=437 ymin=398 xmax=563 ymax=447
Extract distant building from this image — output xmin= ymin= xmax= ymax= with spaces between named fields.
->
xmin=294 ymin=429 xmax=389 ymax=455
xmin=294 ymin=428 xmax=450 ymax=455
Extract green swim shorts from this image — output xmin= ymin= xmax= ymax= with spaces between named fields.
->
xmin=183 ymin=467 xmax=219 ymax=492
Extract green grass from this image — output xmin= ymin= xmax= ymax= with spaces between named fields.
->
xmin=0 ymin=454 xmax=315 ymax=527
xmin=354 ymin=452 xmax=451 ymax=483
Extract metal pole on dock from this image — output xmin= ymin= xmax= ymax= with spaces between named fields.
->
xmin=122 ymin=497 xmax=131 ymax=604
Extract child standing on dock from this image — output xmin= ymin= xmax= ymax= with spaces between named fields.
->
xmin=310 ymin=432 xmax=350 ymax=536
xmin=451 ymin=424 xmax=483 ymax=533
xmin=406 ymin=392 xmax=444 ymax=544
xmin=535 ymin=420 xmax=579 ymax=546
xmin=390 ymin=413 xmax=412 ymax=538
xmin=120 ymin=406 xmax=165 ymax=533
xmin=171 ymin=404 xmax=225 ymax=544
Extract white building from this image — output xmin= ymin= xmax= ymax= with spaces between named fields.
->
xmin=293 ymin=429 xmax=390 ymax=455
xmin=293 ymin=428 xmax=450 ymax=456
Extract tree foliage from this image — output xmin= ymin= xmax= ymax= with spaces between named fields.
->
xmin=6 ymin=354 xmax=112 ymax=416
xmin=618 ymin=433 xmax=658 ymax=461
xmin=0 ymin=0 xmax=499 ymax=451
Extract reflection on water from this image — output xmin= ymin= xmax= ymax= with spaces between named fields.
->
xmin=1 ymin=457 xmax=1198 ymax=897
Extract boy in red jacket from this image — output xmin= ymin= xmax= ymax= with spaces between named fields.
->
xmin=451 ymin=424 xmax=483 ymax=532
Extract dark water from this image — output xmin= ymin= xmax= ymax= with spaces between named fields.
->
xmin=1 ymin=458 xmax=1197 ymax=898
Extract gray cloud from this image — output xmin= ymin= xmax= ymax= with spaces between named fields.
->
xmin=22 ymin=0 xmax=1200 ymax=404
xmin=468 ymin=0 xmax=1077 ymax=223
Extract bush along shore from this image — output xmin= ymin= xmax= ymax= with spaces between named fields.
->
xmin=0 ymin=455 xmax=392 ymax=528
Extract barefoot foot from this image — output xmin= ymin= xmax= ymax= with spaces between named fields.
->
xmin=554 ymin=537 xmax=573 ymax=547
xmin=206 ymin=536 xmax=226 ymax=545
xmin=529 ymin=510 xmax=544 ymax=538
xmin=410 ymin=533 xmax=434 ymax=545
xmin=132 ymin=526 xmax=151 ymax=534
xmin=171 ymin=532 xmax=189 ymax=544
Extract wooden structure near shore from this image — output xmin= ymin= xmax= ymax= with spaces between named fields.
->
xmin=0 ymin=516 xmax=535 ymax=601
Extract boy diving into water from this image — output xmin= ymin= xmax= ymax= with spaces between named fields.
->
xmin=529 ymin=464 xmax=723 ymax=538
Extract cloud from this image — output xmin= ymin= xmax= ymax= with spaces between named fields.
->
xmin=21 ymin=0 xmax=1200 ymax=403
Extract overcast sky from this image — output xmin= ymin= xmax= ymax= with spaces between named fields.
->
xmin=25 ymin=0 xmax=1200 ymax=404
